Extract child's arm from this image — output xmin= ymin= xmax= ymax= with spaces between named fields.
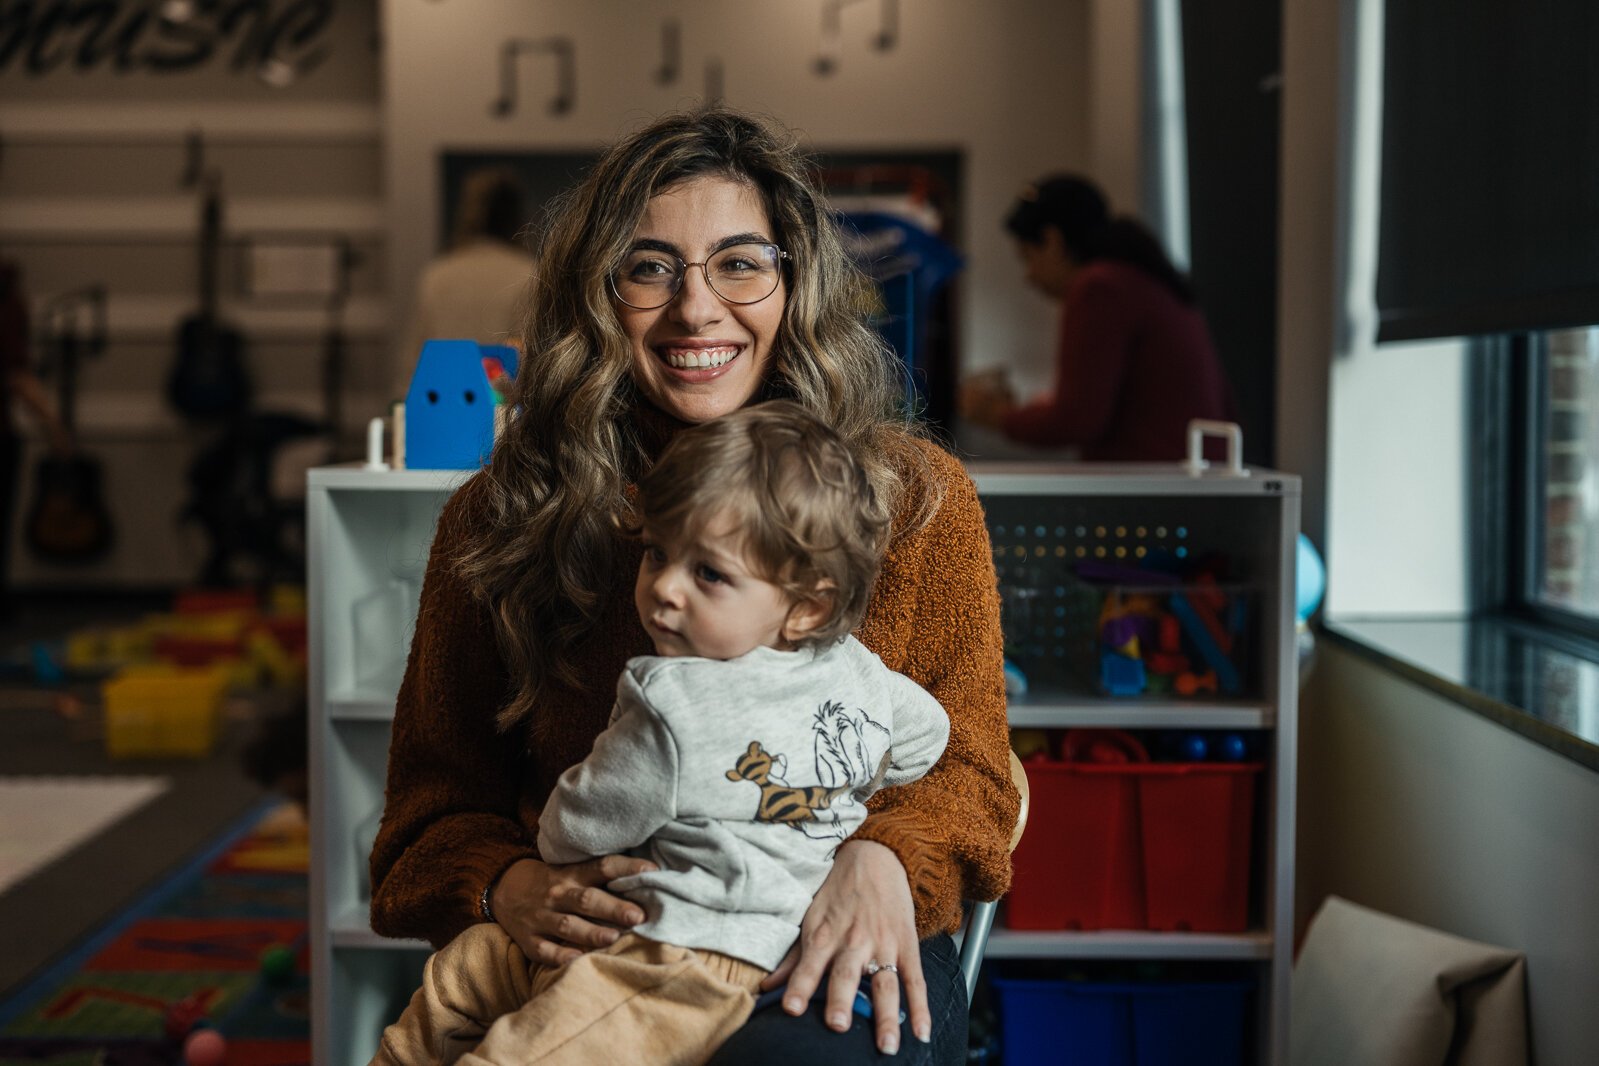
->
xmin=536 ymin=672 xmax=677 ymax=865
xmin=876 ymin=671 xmax=951 ymax=790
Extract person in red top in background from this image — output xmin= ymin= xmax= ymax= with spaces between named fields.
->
xmin=959 ymin=176 xmax=1234 ymax=461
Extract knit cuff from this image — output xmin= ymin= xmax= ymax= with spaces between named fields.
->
xmin=849 ymin=806 xmax=962 ymax=937
xmin=453 ymin=837 xmax=540 ymax=927
xmin=370 ymin=817 xmax=539 ymax=950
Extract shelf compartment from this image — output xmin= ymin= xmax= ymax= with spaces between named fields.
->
xmin=984 ymin=928 xmax=1272 ymax=960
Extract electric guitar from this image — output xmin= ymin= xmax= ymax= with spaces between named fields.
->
xmin=23 ymin=287 xmax=115 ymax=564
xmin=167 ymin=170 xmax=251 ymax=419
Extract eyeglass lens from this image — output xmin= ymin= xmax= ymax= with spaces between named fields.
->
xmin=613 ymin=243 xmax=783 ymax=308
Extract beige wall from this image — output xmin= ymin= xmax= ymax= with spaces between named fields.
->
xmin=380 ymin=0 xmax=1096 ymax=399
xmin=1298 ymin=643 xmax=1599 ymax=1066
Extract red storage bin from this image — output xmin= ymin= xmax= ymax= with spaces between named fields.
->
xmin=1007 ymin=760 xmax=1261 ymax=932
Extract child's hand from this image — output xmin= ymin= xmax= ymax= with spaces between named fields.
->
xmin=761 ymin=840 xmax=929 ymax=1056
xmin=490 ymin=855 xmax=657 ymax=967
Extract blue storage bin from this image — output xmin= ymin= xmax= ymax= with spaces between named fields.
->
xmin=992 ymin=978 xmax=1251 ymax=1066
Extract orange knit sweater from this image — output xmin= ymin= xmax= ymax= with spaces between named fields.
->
xmin=369 ymin=433 xmax=1018 ymax=951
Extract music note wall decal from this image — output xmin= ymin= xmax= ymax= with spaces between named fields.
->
xmin=704 ymin=56 xmax=724 ymax=105
xmin=813 ymin=0 xmax=896 ymax=76
xmin=874 ymin=0 xmax=899 ymax=51
xmin=813 ymin=0 xmax=854 ymax=76
xmin=490 ymin=36 xmax=575 ymax=117
xmin=657 ymin=19 xmax=680 ymax=85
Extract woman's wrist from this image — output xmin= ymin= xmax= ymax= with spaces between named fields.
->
xmin=481 ymin=857 xmax=538 ymax=926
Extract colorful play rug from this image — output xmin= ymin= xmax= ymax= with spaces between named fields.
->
xmin=0 ymin=800 xmax=310 ymax=1065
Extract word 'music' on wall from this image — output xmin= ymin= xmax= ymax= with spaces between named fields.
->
xmin=0 ymin=0 xmax=334 ymax=77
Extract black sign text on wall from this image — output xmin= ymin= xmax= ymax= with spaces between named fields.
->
xmin=0 ymin=0 xmax=334 ymax=77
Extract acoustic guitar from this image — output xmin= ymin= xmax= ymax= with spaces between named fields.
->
xmin=23 ymin=287 xmax=115 ymax=564
xmin=167 ymin=170 xmax=251 ymax=419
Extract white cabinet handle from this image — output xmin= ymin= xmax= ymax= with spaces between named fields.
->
xmin=1184 ymin=419 xmax=1249 ymax=477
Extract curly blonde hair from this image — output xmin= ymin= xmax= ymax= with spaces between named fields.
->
xmin=454 ymin=107 xmax=934 ymax=728
xmin=635 ymin=401 xmax=892 ymax=646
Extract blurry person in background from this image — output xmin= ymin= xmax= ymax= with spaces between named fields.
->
xmin=0 ymin=258 xmax=74 ymax=620
xmin=398 ymin=166 xmax=535 ymax=395
xmin=959 ymin=175 xmax=1234 ymax=461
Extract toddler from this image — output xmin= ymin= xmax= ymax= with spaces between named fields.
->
xmin=372 ymin=400 xmax=950 ymax=1066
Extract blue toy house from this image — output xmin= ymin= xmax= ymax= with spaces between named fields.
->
xmin=403 ymin=339 xmax=518 ymax=469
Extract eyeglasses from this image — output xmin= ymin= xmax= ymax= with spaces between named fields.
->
xmin=609 ymin=242 xmax=789 ymax=310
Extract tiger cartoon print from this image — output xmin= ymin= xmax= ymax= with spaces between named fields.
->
xmin=725 ymin=701 xmax=892 ymax=841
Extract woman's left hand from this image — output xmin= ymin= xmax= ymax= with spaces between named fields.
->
xmin=761 ymin=839 xmax=930 ymax=1055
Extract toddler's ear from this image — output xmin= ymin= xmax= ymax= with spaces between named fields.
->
xmin=783 ymin=586 xmax=835 ymax=642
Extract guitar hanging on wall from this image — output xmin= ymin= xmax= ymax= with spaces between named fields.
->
xmin=167 ymin=164 xmax=252 ymax=420
xmin=24 ymin=286 xmax=115 ymax=564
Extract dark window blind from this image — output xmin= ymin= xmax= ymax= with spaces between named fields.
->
xmin=1377 ymin=1 xmax=1599 ymax=342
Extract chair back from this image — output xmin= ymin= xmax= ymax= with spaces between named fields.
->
xmin=957 ymin=749 xmax=1029 ymax=998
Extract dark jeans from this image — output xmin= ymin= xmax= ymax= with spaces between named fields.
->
xmin=706 ymin=934 xmax=968 ymax=1065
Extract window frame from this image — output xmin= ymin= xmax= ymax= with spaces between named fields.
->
xmin=1484 ymin=329 xmax=1599 ymax=645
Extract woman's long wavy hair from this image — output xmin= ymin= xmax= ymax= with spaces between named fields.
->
xmin=452 ymin=107 xmax=935 ymax=730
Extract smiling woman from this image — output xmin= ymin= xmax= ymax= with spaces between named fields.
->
xmin=615 ymin=178 xmax=787 ymax=425
xmin=368 ymin=106 xmax=1019 ymax=1066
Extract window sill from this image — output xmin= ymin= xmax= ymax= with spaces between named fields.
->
xmin=1321 ymin=616 xmax=1599 ymax=772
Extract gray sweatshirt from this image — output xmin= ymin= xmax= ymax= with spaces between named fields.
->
xmin=536 ymin=636 xmax=950 ymax=971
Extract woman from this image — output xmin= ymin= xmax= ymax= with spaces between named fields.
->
xmin=369 ymin=107 xmax=1018 ymax=1064
xmin=960 ymin=175 xmax=1233 ymax=461
xmin=399 ymin=166 xmax=534 ymax=396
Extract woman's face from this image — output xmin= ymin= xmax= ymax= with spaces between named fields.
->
xmin=617 ymin=176 xmax=787 ymax=424
xmin=1016 ymin=226 xmax=1079 ymax=301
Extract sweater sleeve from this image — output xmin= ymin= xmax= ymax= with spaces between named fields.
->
xmin=1003 ymin=267 xmax=1136 ymax=448
xmin=850 ymin=443 xmax=1020 ymax=937
xmin=367 ymin=479 xmax=538 ymax=950
xmin=876 ymin=669 xmax=950 ymax=790
xmin=536 ymin=670 xmax=677 ymax=864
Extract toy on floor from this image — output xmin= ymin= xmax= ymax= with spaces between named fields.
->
xmin=260 ymin=942 xmax=297 ymax=985
xmin=183 ymin=1027 xmax=227 ymax=1066
xmin=163 ymin=992 xmax=209 ymax=1040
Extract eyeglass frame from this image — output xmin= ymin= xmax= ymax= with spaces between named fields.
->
xmin=607 ymin=242 xmax=792 ymax=310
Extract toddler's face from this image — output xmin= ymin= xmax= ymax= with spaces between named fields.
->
xmin=634 ymin=513 xmax=806 ymax=660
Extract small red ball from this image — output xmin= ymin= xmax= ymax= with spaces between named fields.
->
xmin=183 ymin=1027 xmax=227 ymax=1066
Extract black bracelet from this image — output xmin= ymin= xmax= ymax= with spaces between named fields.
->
xmin=479 ymin=879 xmax=497 ymax=924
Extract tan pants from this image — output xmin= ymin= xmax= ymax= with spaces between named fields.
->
xmin=371 ymin=924 xmax=767 ymax=1066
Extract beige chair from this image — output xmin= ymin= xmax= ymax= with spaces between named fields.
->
xmin=1291 ymin=896 xmax=1528 ymax=1066
xmin=956 ymin=749 xmax=1030 ymax=997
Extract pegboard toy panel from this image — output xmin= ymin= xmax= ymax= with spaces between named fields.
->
xmin=981 ymin=493 xmax=1281 ymax=699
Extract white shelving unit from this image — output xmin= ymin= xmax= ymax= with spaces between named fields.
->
xmin=967 ymin=461 xmax=1299 ymax=1066
xmin=308 ymin=460 xmax=1298 ymax=1066
xmin=307 ymin=465 xmax=467 ymax=1066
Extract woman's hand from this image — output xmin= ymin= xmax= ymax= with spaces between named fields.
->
xmin=490 ymin=855 xmax=657 ymax=967
xmin=761 ymin=840 xmax=930 ymax=1056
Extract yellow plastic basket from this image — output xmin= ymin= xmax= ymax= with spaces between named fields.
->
xmin=102 ymin=664 xmax=230 ymax=758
